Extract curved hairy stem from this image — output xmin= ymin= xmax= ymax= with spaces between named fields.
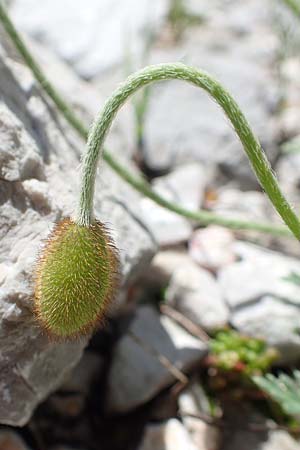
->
xmin=77 ymin=63 xmax=300 ymax=239
xmin=0 ymin=3 xmax=296 ymax=238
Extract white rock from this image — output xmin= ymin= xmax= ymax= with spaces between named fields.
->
xmin=178 ymin=383 xmax=220 ymax=450
xmin=209 ymin=188 xmax=274 ymax=225
xmin=141 ymin=196 xmax=192 ymax=246
xmin=277 ymin=152 xmax=300 ymax=202
xmin=208 ymin=187 xmax=299 ymax=254
xmin=0 ymin=103 xmax=44 ymax=182
xmin=219 ymin=241 xmax=300 ymax=362
xmin=231 ymin=296 xmax=300 ymax=364
xmin=262 ymin=430 xmax=300 ymax=450
xmin=11 ymin=0 xmax=169 ymax=79
xmin=20 ymin=37 xmax=136 ymax=161
xmin=149 ymin=250 xmax=195 ymax=286
xmin=22 ymin=179 xmax=54 ymax=212
xmin=144 ymin=0 xmax=279 ymax=185
xmin=166 ymin=262 xmax=229 ymax=331
xmin=0 ymin=39 xmax=156 ymax=426
xmin=188 ymin=226 xmax=236 ymax=272
xmin=106 ymin=306 xmax=207 ymax=413
xmin=219 ymin=241 xmax=300 ymax=308
xmin=138 ymin=419 xmax=197 ymax=450
xmin=141 ymin=163 xmax=211 ymax=246
xmin=153 ymin=163 xmax=212 ymax=211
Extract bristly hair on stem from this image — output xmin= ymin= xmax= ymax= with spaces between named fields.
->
xmin=0 ymin=3 xmax=298 ymax=240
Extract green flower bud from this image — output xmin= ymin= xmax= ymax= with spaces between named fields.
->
xmin=35 ymin=218 xmax=118 ymax=339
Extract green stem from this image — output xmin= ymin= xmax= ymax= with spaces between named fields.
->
xmin=77 ymin=62 xmax=300 ymax=239
xmin=282 ymin=0 xmax=300 ymax=17
xmin=0 ymin=3 xmax=296 ymax=238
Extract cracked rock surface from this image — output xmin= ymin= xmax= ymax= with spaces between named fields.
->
xmin=0 ymin=38 xmax=156 ymax=426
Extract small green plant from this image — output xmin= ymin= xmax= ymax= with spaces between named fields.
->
xmin=254 ymin=371 xmax=300 ymax=419
xmin=210 ymin=330 xmax=278 ymax=375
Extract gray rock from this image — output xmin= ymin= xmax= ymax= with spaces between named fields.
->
xmin=147 ymin=249 xmax=196 ymax=288
xmin=278 ymin=53 xmax=300 ymax=133
xmin=144 ymin=0 xmax=279 ymax=186
xmin=277 ymin=152 xmax=300 ymax=205
xmin=48 ymin=351 xmax=104 ymax=417
xmin=261 ymin=431 xmax=300 ymax=450
xmin=11 ymin=0 xmax=169 ymax=79
xmin=61 ymin=351 xmax=103 ymax=395
xmin=140 ymin=196 xmax=192 ymax=246
xmin=231 ymin=296 xmax=300 ymax=364
xmin=166 ymin=261 xmax=229 ymax=331
xmin=178 ymin=382 xmax=221 ymax=450
xmin=141 ymin=162 xmax=211 ymax=246
xmin=188 ymin=226 xmax=236 ymax=272
xmin=208 ymin=187 xmax=299 ymax=255
xmin=221 ymin=407 xmax=300 ymax=450
xmin=152 ymin=162 xmax=212 ymax=211
xmin=219 ymin=241 xmax=300 ymax=307
xmin=138 ymin=419 xmax=197 ymax=450
xmin=0 ymin=40 xmax=156 ymax=425
xmin=219 ymin=241 xmax=300 ymax=362
xmin=106 ymin=305 xmax=207 ymax=413
xmin=23 ymin=37 xmax=136 ymax=161
xmin=209 ymin=188 xmax=274 ymax=226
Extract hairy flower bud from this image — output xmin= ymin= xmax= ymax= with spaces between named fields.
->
xmin=35 ymin=218 xmax=118 ymax=339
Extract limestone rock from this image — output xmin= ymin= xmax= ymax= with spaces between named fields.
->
xmin=231 ymin=295 xmax=300 ymax=364
xmin=147 ymin=249 xmax=195 ymax=287
xmin=219 ymin=242 xmax=300 ymax=308
xmin=141 ymin=163 xmax=211 ymax=246
xmin=221 ymin=407 xmax=300 ymax=450
xmin=144 ymin=0 xmax=279 ymax=186
xmin=152 ymin=162 xmax=211 ymax=211
xmin=209 ymin=189 xmax=274 ymax=226
xmin=219 ymin=242 xmax=300 ymax=363
xmin=106 ymin=305 xmax=207 ymax=413
xmin=140 ymin=195 xmax=192 ymax=246
xmin=0 ymin=40 xmax=156 ymax=426
xmin=178 ymin=383 xmax=221 ymax=450
xmin=207 ymin=187 xmax=298 ymax=255
xmin=11 ymin=0 xmax=169 ymax=79
xmin=188 ymin=226 xmax=236 ymax=272
xmin=166 ymin=261 xmax=229 ymax=331
xmin=138 ymin=419 xmax=197 ymax=450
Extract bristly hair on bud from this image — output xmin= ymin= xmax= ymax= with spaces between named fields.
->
xmin=35 ymin=218 xmax=118 ymax=339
